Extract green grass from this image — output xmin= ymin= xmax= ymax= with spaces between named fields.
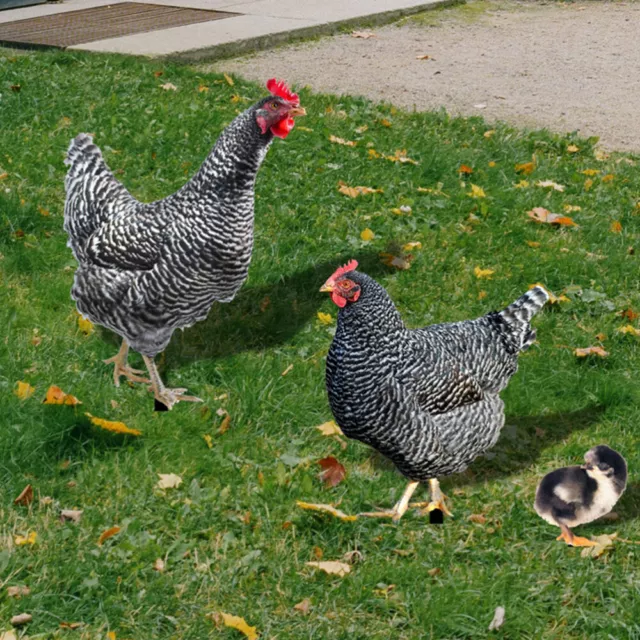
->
xmin=1 ymin=48 xmax=640 ymax=639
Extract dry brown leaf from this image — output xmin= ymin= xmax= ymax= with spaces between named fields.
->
xmin=85 ymin=413 xmax=141 ymax=436
xmin=619 ymin=308 xmax=639 ymax=321
xmin=318 ymin=456 xmax=346 ymax=487
xmin=428 ymin=567 xmax=442 ymax=577
xmin=536 ymin=180 xmax=565 ymax=192
xmin=338 ymin=181 xmax=383 ymax=198
xmin=156 ymin=473 xmax=183 ymax=489
xmin=59 ymin=622 xmax=84 ymax=630
xmin=14 ymin=381 xmax=35 ymax=400
xmin=153 ymin=558 xmax=165 ymax=572
xmin=198 ymin=84 xmax=209 ymax=93
xmin=160 ymin=82 xmax=178 ymax=91
xmin=220 ymin=613 xmax=258 ymax=640
xmin=384 ymin=149 xmax=418 ymax=165
xmin=281 ymin=364 xmax=294 ymax=376
xmin=60 ymin=509 xmax=83 ymax=524
xmin=527 ymin=207 xmax=578 ymax=227
xmin=0 ymin=631 xmax=17 ymax=640
xmin=458 ymin=164 xmax=473 ymax=174
xmin=7 ymin=586 xmax=30 ymax=598
xmin=293 ymin=598 xmax=311 ymax=614
xmin=380 ymin=253 xmax=413 ymax=270
xmin=43 ymin=385 xmax=82 ymax=406
xmin=316 ymin=420 xmax=343 ymax=437
xmin=219 ymin=414 xmax=231 ymax=435
xmin=305 ymin=560 xmax=351 ymax=577
xmin=351 ymin=30 xmax=376 ymax=39
xmin=329 ymin=135 xmax=357 ymax=147
xmin=468 ymin=513 xmax=487 ymax=524
xmin=574 ymin=346 xmax=609 ymax=358
xmin=14 ymin=485 xmax=33 ymax=506
xmin=10 ymin=614 xmax=32 ymax=627
xmin=515 ymin=161 xmax=535 ymax=175
xmin=38 ymin=206 xmax=49 ymax=216
xmin=97 ymin=526 xmax=121 ymax=546
xmin=296 ymin=501 xmax=358 ymax=522
xmin=153 ymin=70 xmax=164 ymax=77
xmin=526 ymin=241 xmax=541 ymax=248
xmin=581 ymin=533 xmax=617 ymax=558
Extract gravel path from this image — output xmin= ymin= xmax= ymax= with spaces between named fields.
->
xmin=213 ymin=1 xmax=640 ymax=152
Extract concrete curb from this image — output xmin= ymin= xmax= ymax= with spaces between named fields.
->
xmin=166 ymin=0 xmax=464 ymax=62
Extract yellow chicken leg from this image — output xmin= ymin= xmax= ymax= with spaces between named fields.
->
xmin=142 ymin=355 xmax=202 ymax=410
xmin=419 ymin=478 xmax=453 ymax=517
xmin=104 ymin=339 xmax=150 ymax=387
xmin=556 ymin=524 xmax=597 ymax=547
xmin=359 ymin=481 xmax=420 ymax=522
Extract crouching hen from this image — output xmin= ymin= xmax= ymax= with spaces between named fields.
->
xmin=64 ymin=79 xmax=305 ymax=409
xmin=322 ymin=261 xmax=548 ymax=520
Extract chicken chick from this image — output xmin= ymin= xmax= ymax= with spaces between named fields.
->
xmin=534 ymin=445 xmax=627 ymax=547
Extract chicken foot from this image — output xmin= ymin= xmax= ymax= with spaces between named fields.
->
xmin=142 ymin=355 xmax=202 ymax=410
xmin=359 ymin=481 xmax=420 ymax=522
xmin=104 ymin=339 xmax=150 ymax=387
xmin=556 ymin=523 xmax=597 ymax=547
xmin=417 ymin=479 xmax=454 ymax=518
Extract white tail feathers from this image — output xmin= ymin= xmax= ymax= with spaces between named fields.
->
xmin=500 ymin=286 xmax=549 ymax=350
xmin=65 ymin=133 xmax=101 ymax=167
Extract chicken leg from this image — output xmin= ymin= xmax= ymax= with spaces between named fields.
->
xmin=556 ymin=523 xmax=597 ymax=547
xmin=104 ymin=339 xmax=150 ymax=387
xmin=142 ymin=355 xmax=202 ymax=410
xmin=359 ymin=481 xmax=420 ymax=522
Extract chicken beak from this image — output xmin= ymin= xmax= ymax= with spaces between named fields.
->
xmin=289 ymin=106 xmax=307 ymax=117
xmin=319 ymin=282 xmax=334 ymax=293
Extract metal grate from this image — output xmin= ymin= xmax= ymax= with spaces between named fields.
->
xmin=0 ymin=2 xmax=240 ymax=48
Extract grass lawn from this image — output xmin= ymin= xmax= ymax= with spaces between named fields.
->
xmin=1 ymin=48 xmax=640 ymax=640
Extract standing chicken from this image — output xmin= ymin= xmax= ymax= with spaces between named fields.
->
xmin=322 ymin=261 xmax=548 ymax=520
xmin=64 ymin=79 xmax=305 ymax=409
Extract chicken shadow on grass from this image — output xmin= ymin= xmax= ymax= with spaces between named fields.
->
xmin=161 ymin=250 xmax=389 ymax=365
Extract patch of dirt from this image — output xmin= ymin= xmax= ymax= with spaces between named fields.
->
xmin=212 ymin=1 xmax=640 ymax=152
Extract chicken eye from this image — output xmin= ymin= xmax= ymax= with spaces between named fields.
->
xmin=339 ymin=280 xmax=351 ymax=289
xmin=271 ymin=101 xmax=280 ymax=110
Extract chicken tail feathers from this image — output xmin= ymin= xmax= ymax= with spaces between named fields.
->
xmin=499 ymin=286 xmax=549 ymax=351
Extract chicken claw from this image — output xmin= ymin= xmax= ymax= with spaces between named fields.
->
xmin=556 ymin=525 xmax=597 ymax=547
xmin=358 ymin=480 xmax=419 ymax=523
xmin=142 ymin=355 xmax=202 ymax=410
xmin=418 ymin=479 xmax=453 ymax=518
xmin=104 ymin=340 xmax=150 ymax=387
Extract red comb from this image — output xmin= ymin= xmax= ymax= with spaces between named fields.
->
xmin=329 ymin=259 xmax=358 ymax=282
xmin=266 ymin=78 xmax=299 ymax=105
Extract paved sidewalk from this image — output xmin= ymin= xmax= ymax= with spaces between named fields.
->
xmin=0 ymin=0 xmax=458 ymax=59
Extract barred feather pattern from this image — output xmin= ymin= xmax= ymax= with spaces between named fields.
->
xmin=64 ymin=103 xmax=275 ymax=357
xmin=326 ymin=272 xmax=548 ymax=481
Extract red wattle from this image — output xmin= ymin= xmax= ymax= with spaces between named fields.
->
xmin=331 ymin=291 xmax=347 ymax=308
xmin=270 ymin=117 xmax=294 ymax=139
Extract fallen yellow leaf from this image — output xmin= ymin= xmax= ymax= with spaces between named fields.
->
xmin=315 ymin=420 xmax=343 ymax=436
xmin=564 ymin=204 xmax=581 ymax=213
xmin=160 ymin=82 xmax=178 ymax=91
xmin=220 ymin=613 xmax=258 ymax=640
xmin=77 ymin=314 xmax=94 ymax=335
xmin=458 ymin=164 xmax=473 ymax=174
xmin=351 ymin=30 xmax=376 ymax=39
xmin=219 ymin=414 xmax=231 ymax=434
xmin=360 ymin=228 xmax=375 ymax=242
xmin=526 ymin=241 xmax=541 ymax=248
xmin=297 ymin=501 xmax=357 ymax=522
xmin=515 ymin=161 xmax=535 ymax=175
xmin=384 ymin=149 xmax=418 ymax=165
xmin=97 ymin=526 xmax=121 ymax=546
xmin=14 ymin=381 xmax=35 ymax=400
xmin=536 ymin=180 xmax=565 ymax=192
xmin=582 ymin=169 xmax=599 ymax=176
xmin=43 ymin=385 xmax=81 ymax=406
xmin=567 ymin=144 xmax=579 ymax=153
xmin=484 ymin=130 xmax=495 ymax=139
xmin=527 ymin=207 xmax=578 ymax=227
xmin=602 ymin=174 xmax=615 ymax=183
xmin=305 ymin=560 xmax=351 ymax=577
xmin=611 ymin=220 xmax=622 ymax=233
xmin=317 ymin=312 xmax=334 ymax=325
xmin=617 ymin=325 xmax=640 ymax=336
xmin=367 ymin=148 xmax=381 ymax=159
xmin=379 ymin=253 xmax=413 ymax=270
xmin=85 ymin=412 xmax=141 ymax=436
xmin=378 ymin=118 xmax=392 ymax=128
xmin=584 ymin=178 xmax=594 ymax=191
xmin=474 ymin=266 xmax=494 ymax=279
xmin=402 ymin=241 xmax=422 ymax=251
xmin=156 ymin=473 xmax=182 ymax=489
xmin=198 ymin=84 xmax=209 ymax=93
xmin=203 ymin=434 xmax=213 ymax=449
xmin=223 ymin=73 xmax=234 ymax=86
xmin=468 ymin=184 xmax=486 ymax=198
xmin=14 ymin=531 xmax=37 ymax=546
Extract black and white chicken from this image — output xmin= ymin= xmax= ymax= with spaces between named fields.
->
xmin=321 ymin=261 xmax=548 ymax=520
xmin=64 ymin=79 xmax=305 ymax=409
